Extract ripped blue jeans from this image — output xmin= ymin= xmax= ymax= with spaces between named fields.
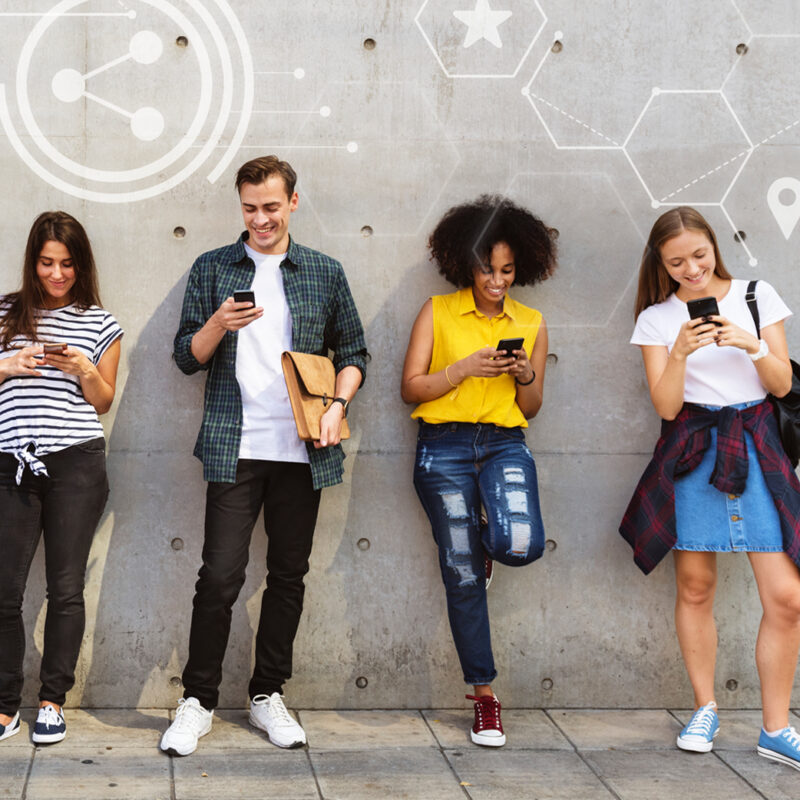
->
xmin=413 ymin=421 xmax=545 ymax=685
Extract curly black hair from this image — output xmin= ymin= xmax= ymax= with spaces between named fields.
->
xmin=428 ymin=195 xmax=557 ymax=287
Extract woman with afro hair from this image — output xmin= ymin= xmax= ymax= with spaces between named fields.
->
xmin=401 ymin=195 xmax=557 ymax=747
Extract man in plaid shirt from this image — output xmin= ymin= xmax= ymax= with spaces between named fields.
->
xmin=162 ymin=156 xmax=367 ymax=757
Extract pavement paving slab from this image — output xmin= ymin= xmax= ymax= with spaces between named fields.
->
xmin=583 ymin=749 xmax=762 ymax=799
xmin=717 ymin=749 xmax=800 ymax=800
xmin=51 ymin=709 xmax=169 ymax=749
xmin=172 ymin=750 xmax=319 ymax=800
xmin=444 ymin=748 xmax=615 ymax=799
xmin=1 ymin=753 xmax=31 ymax=799
xmin=187 ymin=708 xmax=296 ymax=752
xmin=310 ymin=747 xmax=464 ymax=800
xmin=548 ymin=709 xmax=681 ymax=750
xmin=671 ymin=708 xmax=800 ymax=751
xmin=423 ymin=709 xmax=572 ymax=751
xmin=300 ymin=710 xmax=437 ymax=750
xmin=25 ymin=746 xmax=170 ymax=800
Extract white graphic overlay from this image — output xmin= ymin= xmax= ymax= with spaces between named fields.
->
xmin=767 ymin=177 xmax=800 ymax=240
xmin=0 ymin=0 xmax=253 ymax=203
xmin=453 ymin=0 xmax=512 ymax=49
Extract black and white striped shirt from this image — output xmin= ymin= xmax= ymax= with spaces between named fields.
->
xmin=0 ymin=298 xmax=123 ymax=475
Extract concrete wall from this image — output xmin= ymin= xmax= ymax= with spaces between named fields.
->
xmin=3 ymin=0 xmax=800 ymax=710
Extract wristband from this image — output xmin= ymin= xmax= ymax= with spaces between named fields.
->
xmin=515 ymin=370 xmax=536 ymax=386
xmin=749 ymin=339 xmax=769 ymax=362
xmin=330 ymin=397 xmax=349 ymax=417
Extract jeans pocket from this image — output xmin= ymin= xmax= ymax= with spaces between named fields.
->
xmin=417 ymin=423 xmax=451 ymax=442
xmin=73 ymin=437 xmax=106 ymax=455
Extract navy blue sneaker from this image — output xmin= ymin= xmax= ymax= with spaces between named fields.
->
xmin=677 ymin=701 xmax=719 ymax=752
xmin=0 ymin=712 xmax=20 ymax=742
xmin=758 ymin=726 xmax=800 ymax=771
xmin=32 ymin=705 xmax=65 ymax=744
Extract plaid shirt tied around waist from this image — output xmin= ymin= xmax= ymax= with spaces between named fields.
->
xmin=173 ymin=234 xmax=367 ymax=489
xmin=619 ymin=401 xmax=800 ymax=574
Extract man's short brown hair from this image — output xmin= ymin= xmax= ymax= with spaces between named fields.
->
xmin=235 ymin=155 xmax=297 ymax=197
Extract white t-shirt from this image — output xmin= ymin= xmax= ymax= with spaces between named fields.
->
xmin=236 ymin=244 xmax=308 ymax=463
xmin=631 ymin=279 xmax=791 ymax=406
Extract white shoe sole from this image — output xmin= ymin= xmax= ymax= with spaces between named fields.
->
xmin=159 ymin=722 xmax=212 ymax=756
xmin=248 ymin=713 xmax=306 ymax=748
xmin=757 ymin=745 xmax=800 ymax=771
xmin=676 ymin=733 xmax=716 ymax=753
xmin=32 ymin=729 xmax=65 ymax=744
xmin=471 ymin=730 xmax=506 ymax=747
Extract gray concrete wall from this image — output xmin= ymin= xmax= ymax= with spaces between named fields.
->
xmin=2 ymin=0 xmax=800 ymax=710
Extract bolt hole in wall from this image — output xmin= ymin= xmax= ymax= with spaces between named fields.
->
xmin=176 ymin=35 xmax=189 ymax=48
xmin=546 ymin=353 xmax=558 ymax=366
xmin=541 ymin=678 xmax=553 ymax=691
xmin=736 ymin=42 xmax=748 ymax=55
xmin=355 ymin=676 xmax=368 ymax=688
xmin=169 ymin=676 xmax=182 ymax=687
xmin=173 ymin=226 xmax=186 ymax=239
xmin=551 ymin=40 xmax=563 ymax=53
xmin=734 ymin=230 xmax=747 ymax=243
xmin=171 ymin=538 xmax=184 ymax=551
xmin=360 ymin=225 xmax=373 ymax=237
xmin=357 ymin=538 xmax=370 ymax=551
xmin=545 ymin=539 xmax=557 ymax=552
xmin=363 ymin=38 xmax=376 ymax=50
xmin=726 ymin=679 xmax=739 ymax=691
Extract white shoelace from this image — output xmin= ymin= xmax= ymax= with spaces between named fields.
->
xmin=685 ymin=703 xmax=717 ymax=736
xmin=781 ymin=726 xmax=800 ymax=747
xmin=267 ymin=696 xmax=295 ymax=727
xmin=173 ymin=699 xmax=206 ymax=731
xmin=38 ymin=705 xmax=62 ymax=728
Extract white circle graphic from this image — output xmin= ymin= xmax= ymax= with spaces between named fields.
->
xmin=51 ymin=68 xmax=84 ymax=103
xmin=131 ymin=106 xmax=165 ymax=141
xmin=129 ymin=30 xmax=163 ymax=64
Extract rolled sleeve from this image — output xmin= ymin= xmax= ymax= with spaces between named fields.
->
xmin=327 ymin=266 xmax=368 ymax=385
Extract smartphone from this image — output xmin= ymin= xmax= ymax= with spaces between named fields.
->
xmin=496 ymin=337 xmax=524 ymax=358
xmin=686 ymin=296 xmax=722 ymax=326
xmin=233 ymin=290 xmax=255 ymax=307
xmin=43 ymin=343 xmax=68 ymax=354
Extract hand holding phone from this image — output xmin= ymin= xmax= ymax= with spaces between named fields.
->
xmin=233 ymin=290 xmax=255 ymax=307
xmin=43 ymin=343 xmax=68 ymax=355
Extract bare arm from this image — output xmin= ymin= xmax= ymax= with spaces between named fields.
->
xmin=315 ymin=365 xmax=363 ymax=448
xmin=510 ymin=319 xmax=548 ymax=419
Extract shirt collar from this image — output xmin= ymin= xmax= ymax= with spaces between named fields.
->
xmin=235 ymin=233 xmax=302 ymax=268
xmin=457 ymin=285 xmax=516 ymax=321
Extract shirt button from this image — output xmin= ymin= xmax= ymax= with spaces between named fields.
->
xmin=731 ymin=515 xmax=741 ymax=522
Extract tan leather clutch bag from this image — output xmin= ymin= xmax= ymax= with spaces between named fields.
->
xmin=281 ymin=351 xmax=350 ymax=442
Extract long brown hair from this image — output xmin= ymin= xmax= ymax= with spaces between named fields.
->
xmin=634 ymin=206 xmax=732 ymax=318
xmin=0 ymin=211 xmax=102 ymax=348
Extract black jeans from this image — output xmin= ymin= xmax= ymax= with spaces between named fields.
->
xmin=182 ymin=459 xmax=321 ymax=709
xmin=0 ymin=439 xmax=109 ymax=714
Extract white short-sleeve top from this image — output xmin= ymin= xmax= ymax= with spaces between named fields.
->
xmin=630 ymin=279 xmax=791 ymax=406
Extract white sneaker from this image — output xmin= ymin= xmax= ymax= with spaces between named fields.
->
xmin=249 ymin=693 xmax=306 ymax=748
xmin=160 ymin=698 xmax=213 ymax=756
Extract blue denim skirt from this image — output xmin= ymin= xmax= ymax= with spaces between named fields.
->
xmin=674 ymin=401 xmax=783 ymax=552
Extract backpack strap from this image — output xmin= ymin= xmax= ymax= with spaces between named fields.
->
xmin=746 ymin=280 xmax=761 ymax=339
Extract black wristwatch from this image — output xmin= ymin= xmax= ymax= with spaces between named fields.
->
xmin=330 ymin=397 xmax=349 ymax=417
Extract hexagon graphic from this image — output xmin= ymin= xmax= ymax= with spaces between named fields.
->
xmin=625 ymin=90 xmax=752 ymax=206
xmin=524 ymin=0 xmax=745 ymax=147
xmin=724 ymin=38 xmax=800 ymax=147
xmin=288 ymin=82 xmax=460 ymax=237
xmin=503 ymin=172 xmax=643 ymax=329
xmin=734 ymin=0 xmax=800 ymax=35
xmin=415 ymin=0 xmax=546 ymax=78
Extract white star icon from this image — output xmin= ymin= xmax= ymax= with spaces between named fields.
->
xmin=453 ymin=0 xmax=513 ymax=49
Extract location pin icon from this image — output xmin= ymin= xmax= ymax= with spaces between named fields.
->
xmin=767 ymin=177 xmax=800 ymax=240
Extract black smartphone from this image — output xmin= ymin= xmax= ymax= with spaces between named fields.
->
xmin=686 ymin=296 xmax=722 ymax=326
xmin=233 ymin=290 xmax=255 ymax=307
xmin=496 ymin=337 xmax=524 ymax=358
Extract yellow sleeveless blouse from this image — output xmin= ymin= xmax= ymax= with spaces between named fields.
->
xmin=411 ymin=287 xmax=543 ymax=427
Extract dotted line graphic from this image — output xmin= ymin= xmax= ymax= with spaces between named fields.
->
xmin=659 ymin=118 xmax=800 ymax=201
xmin=527 ymin=91 xmax=620 ymax=146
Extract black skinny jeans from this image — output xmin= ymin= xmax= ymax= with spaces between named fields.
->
xmin=0 ymin=439 xmax=109 ymax=714
xmin=182 ymin=459 xmax=321 ymax=709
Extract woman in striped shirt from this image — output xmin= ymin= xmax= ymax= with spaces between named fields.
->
xmin=0 ymin=211 xmax=122 ymax=746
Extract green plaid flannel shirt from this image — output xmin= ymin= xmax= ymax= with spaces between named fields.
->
xmin=173 ymin=234 xmax=367 ymax=489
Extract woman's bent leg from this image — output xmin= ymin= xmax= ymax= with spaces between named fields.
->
xmin=413 ymin=429 xmax=496 ymax=685
xmin=0 ymin=454 xmax=44 ymax=716
xmin=673 ymin=550 xmax=718 ymax=708
xmin=747 ymin=551 xmax=800 ymax=732
xmin=38 ymin=442 xmax=109 ymax=706
xmin=477 ymin=430 xmax=544 ymax=567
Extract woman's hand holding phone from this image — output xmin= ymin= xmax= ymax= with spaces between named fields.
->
xmin=708 ymin=315 xmax=761 ymax=353
xmin=0 ymin=345 xmax=43 ymax=380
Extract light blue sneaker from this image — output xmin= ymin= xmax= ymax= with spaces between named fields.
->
xmin=758 ymin=726 xmax=800 ymax=771
xmin=677 ymin=701 xmax=719 ymax=752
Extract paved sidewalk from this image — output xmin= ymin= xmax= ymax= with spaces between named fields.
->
xmin=3 ymin=707 xmax=800 ymax=799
